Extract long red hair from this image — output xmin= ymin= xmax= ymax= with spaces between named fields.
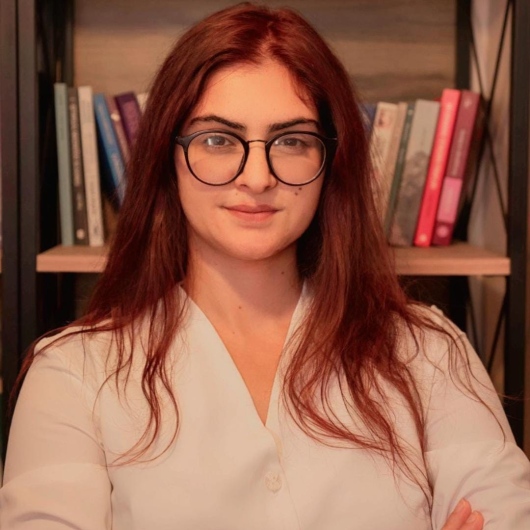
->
xmin=15 ymin=2 xmax=481 ymax=499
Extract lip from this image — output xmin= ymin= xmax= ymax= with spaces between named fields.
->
xmin=224 ymin=204 xmax=279 ymax=222
xmin=226 ymin=204 xmax=278 ymax=213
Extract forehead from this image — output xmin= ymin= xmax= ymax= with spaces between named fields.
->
xmin=189 ymin=60 xmax=317 ymax=124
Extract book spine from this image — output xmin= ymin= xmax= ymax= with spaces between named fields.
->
xmin=432 ymin=90 xmax=481 ymax=246
xmin=78 ymin=86 xmax=105 ymax=246
xmin=414 ymin=88 xmax=461 ymax=246
xmin=359 ymin=102 xmax=377 ymax=135
xmin=93 ymin=93 xmax=126 ymax=207
xmin=381 ymin=102 xmax=408 ymax=225
xmin=115 ymin=92 xmax=142 ymax=148
xmin=105 ymin=94 xmax=129 ymax=164
xmin=384 ymin=102 xmax=415 ymax=236
xmin=389 ymin=99 xmax=441 ymax=246
xmin=370 ymin=102 xmax=398 ymax=220
xmin=67 ymin=87 xmax=89 ymax=245
xmin=136 ymin=92 xmax=148 ymax=113
xmin=54 ymin=83 xmax=75 ymax=246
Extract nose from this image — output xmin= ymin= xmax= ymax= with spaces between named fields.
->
xmin=235 ymin=141 xmax=277 ymax=193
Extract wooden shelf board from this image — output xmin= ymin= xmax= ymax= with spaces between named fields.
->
xmin=37 ymin=245 xmax=109 ymax=273
xmin=36 ymin=242 xmax=510 ymax=276
xmin=393 ymin=242 xmax=510 ymax=276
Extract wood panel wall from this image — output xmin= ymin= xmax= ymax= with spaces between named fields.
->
xmin=73 ymin=0 xmax=455 ymax=103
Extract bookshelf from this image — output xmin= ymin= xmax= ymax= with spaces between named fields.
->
xmin=1 ymin=0 xmax=529 ymax=454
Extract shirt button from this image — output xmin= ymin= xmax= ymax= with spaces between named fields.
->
xmin=264 ymin=471 xmax=282 ymax=492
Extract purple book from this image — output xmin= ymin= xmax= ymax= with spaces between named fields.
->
xmin=114 ymin=92 xmax=142 ymax=148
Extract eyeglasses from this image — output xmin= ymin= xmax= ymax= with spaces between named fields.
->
xmin=175 ymin=129 xmax=337 ymax=186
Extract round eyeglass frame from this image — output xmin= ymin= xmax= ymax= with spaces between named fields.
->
xmin=175 ymin=129 xmax=338 ymax=187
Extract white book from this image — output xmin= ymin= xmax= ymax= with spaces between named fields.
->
xmin=370 ymin=102 xmax=398 ymax=220
xmin=78 ymin=85 xmax=105 ymax=246
xmin=136 ymin=92 xmax=148 ymax=113
xmin=382 ymin=102 xmax=408 ymax=223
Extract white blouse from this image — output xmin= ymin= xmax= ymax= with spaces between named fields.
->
xmin=1 ymin=287 xmax=530 ymax=529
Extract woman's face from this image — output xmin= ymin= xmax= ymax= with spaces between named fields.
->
xmin=175 ymin=59 xmax=324 ymax=267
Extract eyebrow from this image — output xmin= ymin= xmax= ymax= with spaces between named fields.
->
xmin=188 ymin=114 xmax=320 ymax=133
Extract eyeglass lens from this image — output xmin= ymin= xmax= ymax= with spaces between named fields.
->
xmin=186 ymin=131 xmax=326 ymax=185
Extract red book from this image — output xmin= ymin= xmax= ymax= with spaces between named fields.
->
xmin=414 ymin=88 xmax=461 ymax=246
xmin=432 ymin=91 xmax=481 ymax=246
xmin=114 ymin=92 xmax=142 ymax=148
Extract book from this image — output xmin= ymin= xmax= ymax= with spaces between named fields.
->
xmin=381 ymin=102 xmax=408 ymax=223
xmin=67 ymin=87 xmax=89 ymax=245
xmin=388 ymin=99 xmax=440 ymax=246
xmin=414 ymin=88 xmax=461 ymax=246
xmin=384 ymin=102 xmax=415 ymax=236
xmin=78 ymin=86 xmax=105 ymax=246
xmin=53 ymin=83 xmax=75 ymax=246
xmin=370 ymin=102 xmax=398 ymax=220
xmin=136 ymin=92 xmax=148 ymax=113
xmin=432 ymin=90 xmax=482 ymax=246
xmin=359 ymin=102 xmax=377 ymax=135
xmin=93 ymin=93 xmax=126 ymax=208
xmin=115 ymin=92 xmax=142 ymax=148
xmin=106 ymin=94 xmax=129 ymax=164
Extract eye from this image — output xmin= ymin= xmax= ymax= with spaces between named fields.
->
xmin=272 ymin=133 xmax=320 ymax=154
xmin=202 ymin=133 xmax=236 ymax=147
xmin=190 ymin=131 xmax=241 ymax=155
xmin=274 ymin=135 xmax=307 ymax=148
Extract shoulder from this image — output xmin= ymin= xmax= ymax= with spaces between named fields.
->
xmin=396 ymin=304 xmax=467 ymax=368
xmin=29 ymin=324 xmax=117 ymax=391
xmin=30 ymin=303 xmax=191 ymax=388
xmin=395 ymin=304 xmax=497 ymax=406
xmin=399 ymin=305 xmax=513 ymax=436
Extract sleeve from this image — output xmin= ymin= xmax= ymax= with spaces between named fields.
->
xmin=424 ymin=323 xmax=530 ymax=529
xmin=0 ymin=344 xmax=112 ymax=529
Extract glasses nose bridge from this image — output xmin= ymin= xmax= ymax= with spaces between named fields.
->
xmin=241 ymin=138 xmax=271 ymax=170
xmin=245 ymin=138 xmax=268 ymax=153
xmin=237 ymin=137 xmax=276 ymax=186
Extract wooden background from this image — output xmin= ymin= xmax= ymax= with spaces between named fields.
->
xmin=74 ymin=0 xmax=456 ymax=103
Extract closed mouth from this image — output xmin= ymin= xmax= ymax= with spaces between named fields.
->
xmin=225 ymin=204 xmax=278 ymax=213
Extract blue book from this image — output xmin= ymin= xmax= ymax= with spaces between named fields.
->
xmin=93 ymin=92 xmax=126 ymax=207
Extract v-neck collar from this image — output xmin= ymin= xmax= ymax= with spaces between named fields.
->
xmin=180 ymin=283 xmax=310 ymax=430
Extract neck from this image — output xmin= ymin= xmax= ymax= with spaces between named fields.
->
xmin=184 ymin=247 xmax=302 ymax=331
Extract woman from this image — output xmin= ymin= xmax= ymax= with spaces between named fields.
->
xmin=1 ymin=3 xmax=529 ymax=529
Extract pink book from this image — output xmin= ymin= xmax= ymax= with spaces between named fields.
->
xmin=432 ymin=91 xmax=481 ymax=246
xmin=414 ymin=88 xmax=461 ymax=246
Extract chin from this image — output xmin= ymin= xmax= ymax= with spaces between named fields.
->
xmin=227 ymin=247 xmax=286 ymax=263
xmin=220 ymin=240 xmax=296 ymax=263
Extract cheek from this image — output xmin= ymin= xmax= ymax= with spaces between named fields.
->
xmin=292 ymin=182 xmax=323 ymax=229
xmin=176 ymin=169 xmax=202 ymax=229
xmin=304 ymin=180 xmax=324 ymax=210
xmin=175 ymin=153 xmax=189 ymax=182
